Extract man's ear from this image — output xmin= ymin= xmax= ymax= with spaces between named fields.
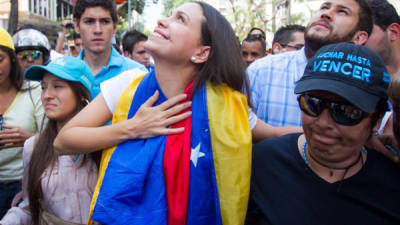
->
xmin=191 ymin=46 xmax=211 ymax=64
xmin=73 ymin=19 xmax=80 ymax=34
xmin=387 ymin=23 xmax=400 ymax=42
xmin=272 ymin=42 xmax=283 ymax=54
xmin=123 ymin=51 xmax=131 ymax=58
xmin=352 ymin=30 xmax=369 ymax=45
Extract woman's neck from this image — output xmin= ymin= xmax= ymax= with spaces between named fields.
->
xmin=154 ymin=59 xmax=196 ymax=98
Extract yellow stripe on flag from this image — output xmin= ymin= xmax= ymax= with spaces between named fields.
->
xmin=87 ymin=73 xmax=146 ymax=225
xmin=207 ymin=83 xmax=252 ymax=225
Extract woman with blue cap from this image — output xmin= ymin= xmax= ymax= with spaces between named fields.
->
xmin=0 ymin=28 xmax=44 ymax=218
xmin=1 ymin=56 xmax=98 ymax=225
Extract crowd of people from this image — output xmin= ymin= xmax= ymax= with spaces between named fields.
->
xmin=0 ymin=0 xmax=399 ymax=224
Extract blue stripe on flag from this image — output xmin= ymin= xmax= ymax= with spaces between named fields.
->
xmin=186 ymin=83 xmax=222 ymax=225
xmin=92 ymin=71 xmax=168 ymax=225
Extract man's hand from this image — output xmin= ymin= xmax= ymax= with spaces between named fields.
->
xmin=367 ymin=133 xmax=399 ymax=163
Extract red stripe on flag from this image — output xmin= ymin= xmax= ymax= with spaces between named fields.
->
xmin=163 ymin=81 xmax=194 ymax=225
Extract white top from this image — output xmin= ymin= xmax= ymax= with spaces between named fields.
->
xmin=0 ymin=81 xmax=45 ymax=181
xmin=0 ymin=136 xmax=98 ymax=225
xmin=377 ymin=111 xmax=392 ymax=134
xmin=100 ymin=69 xmax=258 ymax=130
xmin=50 ymin=50 xmax=63 ymax=61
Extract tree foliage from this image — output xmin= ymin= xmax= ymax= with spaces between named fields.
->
xmin=162 ymin=0 xmax=190 ymax=16
xmin=226 ymin=0 xmax=289 ymax=41
xmin=118 ymin=0 xmax=146 ymax=17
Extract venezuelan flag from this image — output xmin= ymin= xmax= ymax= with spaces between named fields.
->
xmin=88 ymin=70 xmax=251 ymax=225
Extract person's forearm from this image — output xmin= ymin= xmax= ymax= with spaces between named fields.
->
xmin=272 ymin=126 xmax=303 ymax=137
xmin=54 ymin=91 xmax=191 ymax=154
xmin=54 ymin=120 xmax=134 ymax=155
xmin=55 ymin=32 xmax=66 ymax=53
xmin=252 ymin=119 xmax=303 ymax=143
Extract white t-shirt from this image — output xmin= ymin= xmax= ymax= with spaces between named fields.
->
xmin=100 ymin=69 xmax=258 ymax=130
xmin=377 ymin=111 xmax=392 ymax=134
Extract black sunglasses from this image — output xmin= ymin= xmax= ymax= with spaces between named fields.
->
xmin=297 ymin=94 xmax=369 ymax=126
xmin=280 ymin=43 xmax=304 ymax=50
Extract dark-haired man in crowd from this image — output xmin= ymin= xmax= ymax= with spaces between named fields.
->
xmin=247 ymin=0 xmax=372 ymax=127
xmin=69 ymin=33 xmax=83 ymax=57
xmin=241 ymin=34 xmax=266 ymax=67
xmin=363 ymin=0 xmax=400 ymax=160
xmin=122 ymin=30 xmax=154 ymax=72
xmin=248 ymin=27 xmax=266 ymax=41
xmin=271 ymin=24 xmax=305 ymax=54
xmin=366 ymin=0 xmax=400 ymax=77
xmin=73 ymin=0 xmax=147 ymax=97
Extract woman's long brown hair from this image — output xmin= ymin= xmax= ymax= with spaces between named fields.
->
xmin=27 ymin=80 xmax=93 ymax=225
xmin=193 ymin=1 xmax=251 ymax=104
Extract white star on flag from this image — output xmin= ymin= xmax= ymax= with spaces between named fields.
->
xmin=190 ymin=143 xmax=205 ymax=167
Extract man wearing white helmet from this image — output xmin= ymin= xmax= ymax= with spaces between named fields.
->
xmin=12 ymin=26 xmax=52 ymax=74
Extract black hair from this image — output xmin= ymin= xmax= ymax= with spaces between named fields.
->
xmin=73 ymin=32 xmax=81 ymax=40
xmin=0 ymin=46 xmax=22 ymax=90
xmin=122 ymin=30 xmax=148 ymax=53
xmin=194 ymin=1 xmax=251 ymax=101
xmin=368 ymin=0 xmax=400 ymax=31
xmin=354 ymin=0 xmax=373 ymax=36
xmin=243 ymin=34 xmax=266 ymax=51
xmin=272 ymin=24 xmax=305 ymax=45
xmin=73 ymin=0 xmax=117 ymax=24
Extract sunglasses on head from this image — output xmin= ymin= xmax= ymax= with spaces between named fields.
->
xmin=248 ymin=34 xmax=265 ymax=41
xmin=17 ymin=51 xmax=42 ymax=61
xmin=297 ymin=94 xmax=369 ymax=126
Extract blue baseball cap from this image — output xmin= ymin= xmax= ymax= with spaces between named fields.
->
xmin=295 ymin=42 xmax=390 ymax=113
xmin=24 ymin=56 xmax=94 ymax=95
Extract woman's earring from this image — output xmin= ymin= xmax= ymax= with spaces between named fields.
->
xmin=191 ymin=56 xmax=197 ymax=63
xmin=82 ymin=98 xmax=89 ymax=105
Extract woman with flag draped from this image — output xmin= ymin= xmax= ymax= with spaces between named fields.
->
xmin=55 ymin=2 xmax=253 ymax=225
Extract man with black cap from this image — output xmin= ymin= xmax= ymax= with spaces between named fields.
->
xmin=247 ymin=0 xmax=373 ymax=127
xmin=249 ymin=42 xmax=400 ymax=225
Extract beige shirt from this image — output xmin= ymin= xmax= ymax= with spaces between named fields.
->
xmin=0 ymin=81 xmax=45 ymax=181
xmin=0 ymin=136 xmax=98 ymax=225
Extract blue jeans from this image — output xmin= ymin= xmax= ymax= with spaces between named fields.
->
xmin=0 ymin=181 xmax=21 ymax=218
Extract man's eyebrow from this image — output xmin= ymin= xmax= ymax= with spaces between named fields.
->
xmin=82 ymin=16 xmax=112 ymax=20
xmin=336 ymin=4 xmax=352 ymax=13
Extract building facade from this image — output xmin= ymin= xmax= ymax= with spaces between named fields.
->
xmin=0 ymin=0 xmax=74 ymax=42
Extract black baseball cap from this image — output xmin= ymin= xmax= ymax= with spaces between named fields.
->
xmin=295 ymin=42 xmax=390 ymax=113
